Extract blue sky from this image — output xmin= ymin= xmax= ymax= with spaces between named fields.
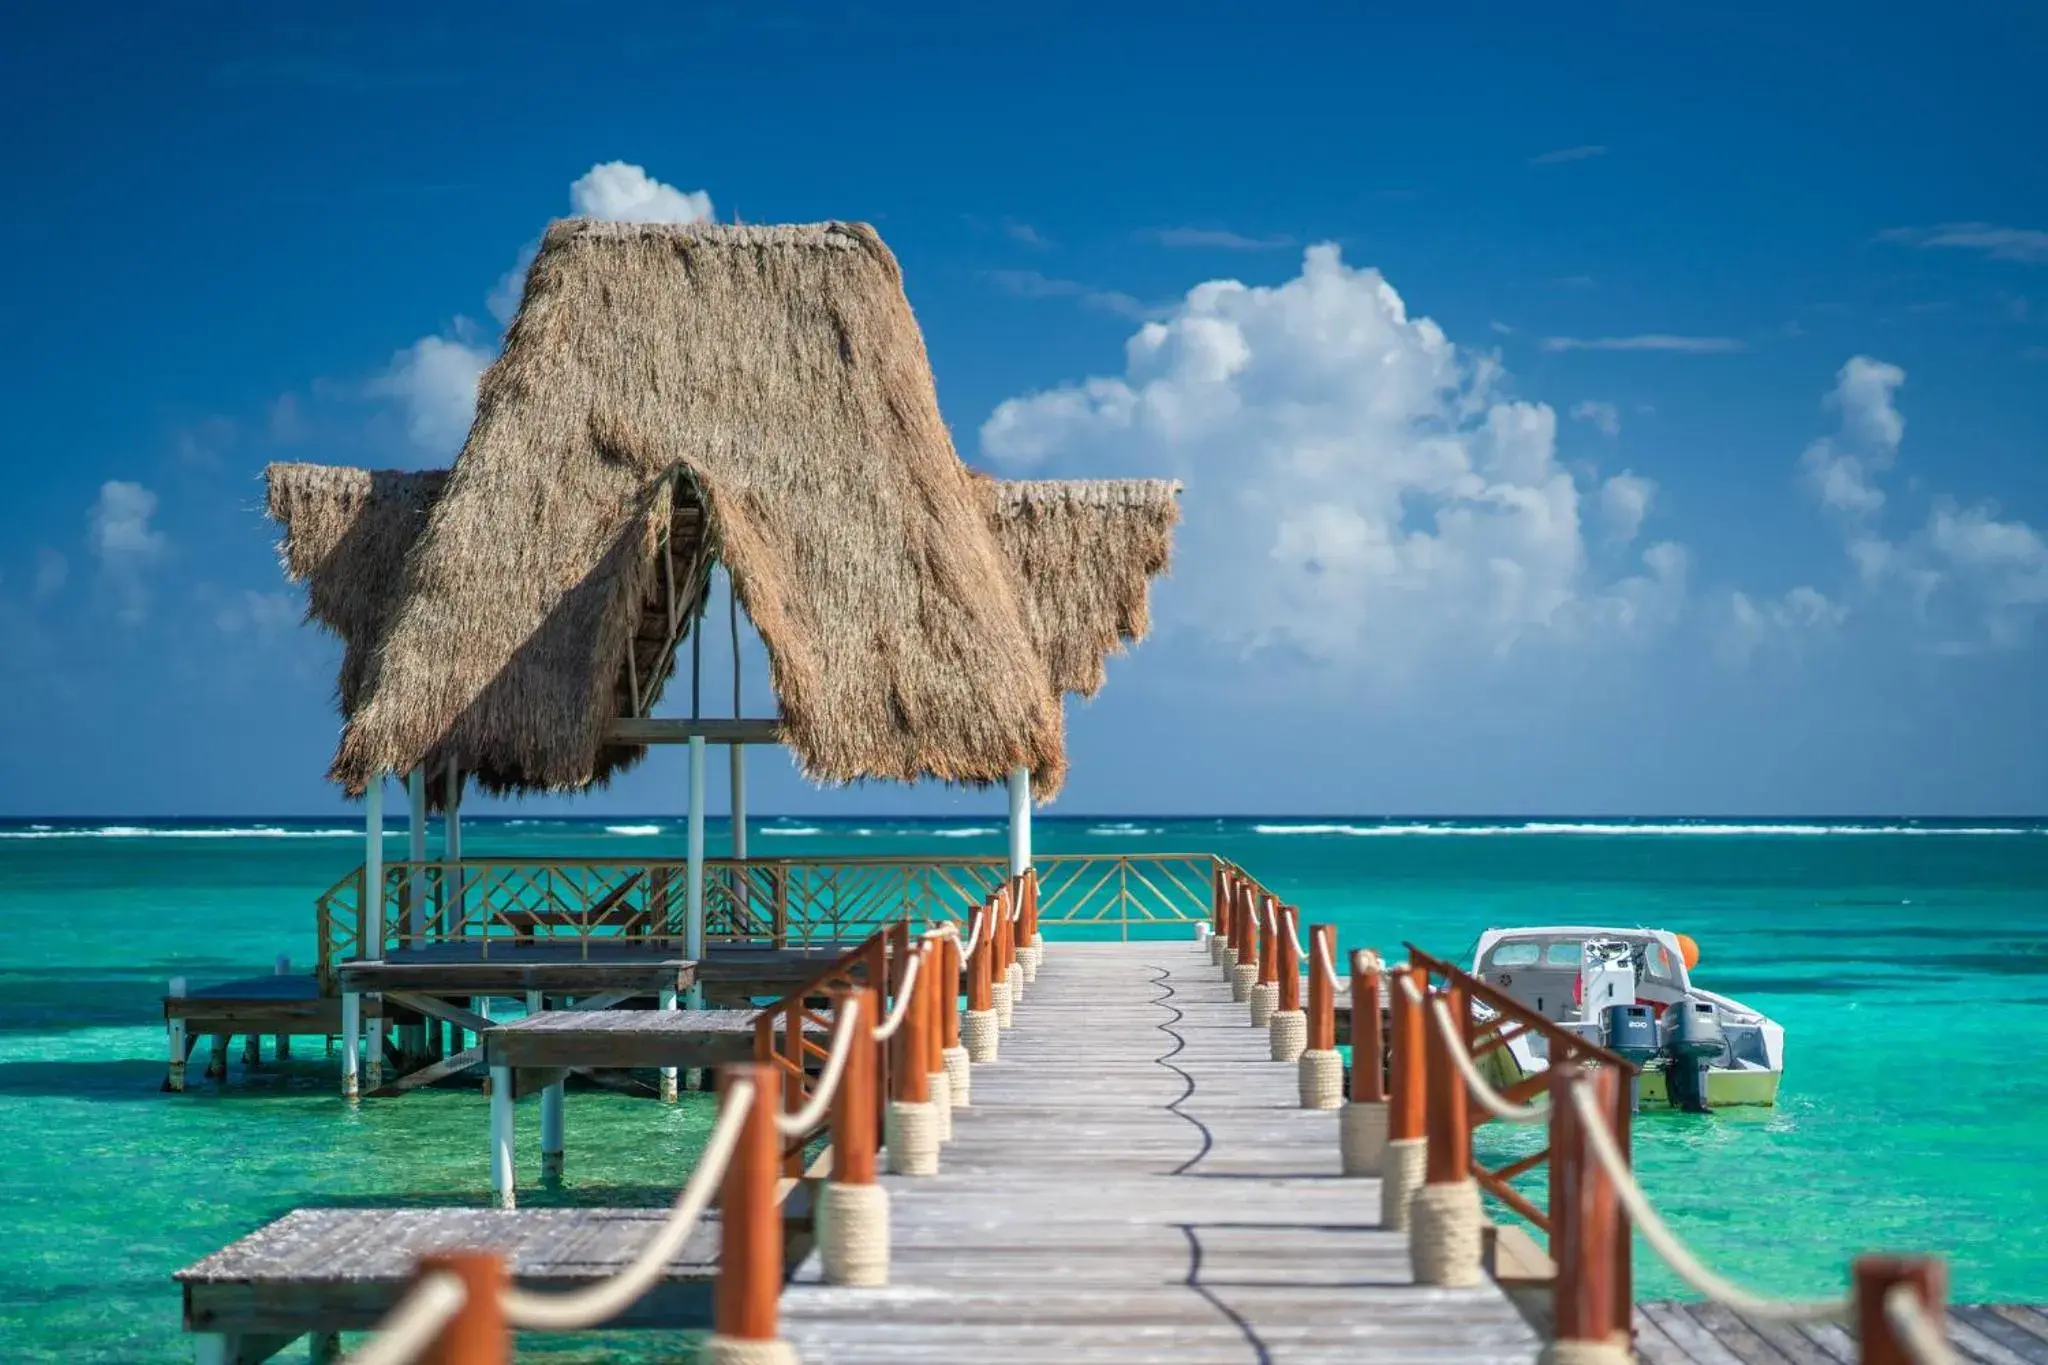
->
xmin=3 ymin=2 xmax=2045 ymax=817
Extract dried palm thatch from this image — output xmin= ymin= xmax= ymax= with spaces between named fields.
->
xmin=984 ymin=478 xmax=1182 ymax=697
xmin=331 ymin=220 xmax=1066 ymax=799
xmin=265 ymin=462 xmax=447 ymax=721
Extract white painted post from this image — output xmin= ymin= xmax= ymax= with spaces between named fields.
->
xmin=659 ymin=986 xmax=679 ymax=1103
xmin=489 ymin=1065 xmax=516 ymax=1208
xmin=406 ymin=768 xmax=426 ymax=944
xmin=686 ymin=734 xmax=706 ymax=1007
xmin=363 ymin=777 xmax=385 ymax=962
xmin=340 ymin=991 xmax=361 ymax=1101
xmin=444 ymin=766 xmax=465 ymax=929
xmin=730 ymin=745 xmax=747 ymax=860
xmin=274 ymin=953 xmax=292 ymax=1060
xmin=541 ymin=1081 xmax=565 ymax=1182
xmin=165 ymin=977 xmax=188 ymax=1092
xmin=1007 ymin=766 xmax=1032 ymax=875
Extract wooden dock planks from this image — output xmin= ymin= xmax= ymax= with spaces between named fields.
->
xmin=778 ymin=940 xmax=1543 ymax=1362
xmin=1632 ymin=1300 xmax=2048 ymax=1365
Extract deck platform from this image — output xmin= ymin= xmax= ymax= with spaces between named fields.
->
xmin=483 ymin=1006 xmax=824 ymax=1074
xmin=176 ymin=1207 xmax=724 ymax=1361
xmin=778 ymin=940 xmax=1541 ymax=1362
xmin=1630 ymin=1300 xmax=2048 ymax=1364
xmin=336 ymin=941 xmax=695 ymax=998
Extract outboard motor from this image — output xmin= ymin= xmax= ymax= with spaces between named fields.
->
xmin=1602 ymin=1003 xmax=1661 ymax=1112
xmin=1662 ymin=1000 xmax=1726 ymax=1113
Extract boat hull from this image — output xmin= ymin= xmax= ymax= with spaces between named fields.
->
xmin=1481 ymin=1042 xmax=1780 ymax=1109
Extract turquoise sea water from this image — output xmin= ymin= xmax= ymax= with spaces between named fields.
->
xmin=2 ymin=815 xmax=2044 ymax=1360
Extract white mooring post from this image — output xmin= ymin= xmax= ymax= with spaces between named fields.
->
xmin=444 ymin=765 xmax=465 ymax=927
xmin=489 ymin=1063 xmax=516 ymax=1208
xmin=1006 ymin=766 xmax=1032 ymax=877
xmin=340 ymin=990 xmax=361 ymax=1101
xmin=406 ymin=768 xmax=426 ymax=942
xmin=686 ymin=734 xmax=707 ymax=1007
xmin=659 ymin=986 xmax=680 ymax=1102
xmin=165 ymin=977 xmax=188 ymax=1092
xmin=363 ymin=777 xmax=385 ymax=962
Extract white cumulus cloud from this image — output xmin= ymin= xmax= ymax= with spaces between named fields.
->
xmin=369 ymin=331 xmax=493 ymax=457
xmin=569 ymin=161 xmax=714 ymax=224
xmin=87 ymin=481 xmax=166 ymax=624
xmin=1599 ymin=473 xmax=1655 ymax=545
xmin=980 ymin=243 xmax=1686 ymax=677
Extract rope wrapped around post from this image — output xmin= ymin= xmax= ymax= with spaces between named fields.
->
xmin=1409 ymin=974 xmax=1483 ymax=1286
xmin=1298 ymin=924 xmax=1343 ymax=1109
xmin=820 ymin=985 xmax=889 ymax=1286
xmin=882 ymin=941 xmax=940 ymax=1176
xmin=1269 ymin=906 xmax=1307 ymax=1062
xmin=940 ymin=924 xmax=971 ymax=1111
xmin=1340 ymin=950 xmax=1389 ymax=1171
xmin=922 ymin=929 xmax=953 ymax=1144
xmin=1248 ymin=898 xmax=1280 ymax=1027
xmin=991 ymin=887 xmax=1015 ymax=1029
xmin=1380 ymin=963 xmax=1428 ymax=1228
xmin=1019 ymin=868 xmax=1043 ymax=981
xmin=963 ymin=898 xmax=999 ymax=1063
xmin=1228 ymin=885 xmax=1258 ymax=1000
xmin=1003 ymin=877 xmax=1027 ymax=1008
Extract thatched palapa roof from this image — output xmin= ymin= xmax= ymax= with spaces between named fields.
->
xmin=269 ymin=220 xmax=1178 ymax=803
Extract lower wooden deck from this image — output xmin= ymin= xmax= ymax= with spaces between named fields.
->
xmin=1631 ymin=1300 xmax=2048 ymax=1364
xmin=779 ymin=939 xmax=1541 ymax=1363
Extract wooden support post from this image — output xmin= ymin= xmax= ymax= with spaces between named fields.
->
xmin=1855 ymin=1256 xmax=1948 ymax=1365
xmin=1354 ymin=952 xmax=1387 ymax=1102
xmin=1389 ymin=967 xmax=1424 ymax=1136
xmin=968 ymin=913 xmax=993 ymax=1012
xmin=1424 ymin=981 xmax=1471 ymax=1185
xmin=1308 ymin=927 xmax=1335 ymax=1052
xmin=715 ymin=1064 xmax=785 ymax=1351
xmin=894 ymin=948 xmax=929 ymax=1105
xmin=540 ymin=1079 xmax=565 ymax=1184
xmin=489 ymin=1064 xmax=515 ymax=1209
xmin=686 ymin=734 xmax=706 ymax=1007
xmin=1278 ymin=910 xmax=1301 ymax=1013
xmin=407 ymin=767 xmax=427 ymax=946
xmin=1551 ymin=1064 xmax=1623 ymax=1358
xmin=418 ymin=1249 xmax=508 ymax=1365
xmin=165 ymin=977 xmax=188 ymax=1093
xmin=834 ymin=987 xmax=878 ymax=1186
xmin=363 ymin=776 xmax=385 ymax=962
xmin=1610 ymin=1074 xmax=1634 ymax=1341
xmin=1258 ymin=899 xmax=1278 ymax=988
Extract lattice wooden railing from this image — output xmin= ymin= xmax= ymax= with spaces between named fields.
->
xmin=315 ymin=852 xmax=1235 ymax=983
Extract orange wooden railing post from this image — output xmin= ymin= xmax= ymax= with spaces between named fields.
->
xmin=419 ymin=1250 xmax=508 ymax=1365
xmin=1552 ymin=1063 xmax=1623 ymax=1357
xmin=1278 ymin=910 xmax=1301 ymax=1011
xmin=711 ymin=1063 xmax=786 ymax=1355
xmin=1411 ymin=976 xmax=1482 ymax=1285
xmin=1856 ymin=1256 xmax=1948 ymax=1365
xmin=1231 ymin=889 xmax=1261 ymax=1003
xmin=1610 ymin=1072 xmax=1634 ymax=1343
xmin=1249 ymin=895 xmax=1280 ymax=1027
xmin=1308 ymin=926 xmax=1335 ymax=1053
xmin=1354 ymin=951 xmax=1387 ymax=1103
xmin=894 ymin=950 xmax=928 ymax=1107
xmin=942 ymin=931 xmax=963 ymax=1053
xmin=964 ymin=900 xmax=998 ymax=1063
xmin=886 ymin=941 xmax=940 ymax=1176
xmin=833 ymin=986 xmax=877 ymax=1187
xmin=1381 ymin=964 xmax=1429 ymax=1227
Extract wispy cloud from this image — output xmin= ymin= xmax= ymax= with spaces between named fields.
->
xmin=1541 ymin=334 xmax=1745 ymax=354
xmin=1136 ymin=226 xmax=1294 ymax=251
xmin=1529 ymin=144 xmax=1608 ymax=166
xmin=1004 ymin=219 xmax=1052 ymax=249
xmin=1571 ymin=400 xmax=1621 ymax=436
xmin=984 ymin=269 xmax=1149 ymax=319
xmin=1877 ymin=222 xmax=2048 ymax=265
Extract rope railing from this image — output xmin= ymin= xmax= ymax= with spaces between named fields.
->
xmin=1567 ymin=1077 xmax=1845 ymax=1323
xmin=1313 ymin=930 xmax=1343 ymax=989
xmin=773 ymin=998 xmax=861 ymax=1137
xmin=1399 ymin=977 xmax=1549 ymax=1124
xmin=1280 ymin=905 xmax=1306 ymax=960
xmin=1885 ymin=1283 xmax=1959 ymax=1365
xmin=504 ymin=1076 xmax=758 ymax=1329
xmin=873 ymin=945 xmax=925 ymax=1042
xmin=344 ymin=1272 xmax=468 ymax=1365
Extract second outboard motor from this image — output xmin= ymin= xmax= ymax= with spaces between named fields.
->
xmin=1602 ymin=1003 xmax=1660 ymax=1112
xmin=1662 ymin=1000 xmax=1726 ymax=1113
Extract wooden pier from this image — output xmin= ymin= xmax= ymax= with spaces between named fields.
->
xmin=777 ymin=940 xmax=1540 ymax=1361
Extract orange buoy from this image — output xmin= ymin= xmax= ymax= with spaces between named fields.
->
xmin=1674 ymin=933 xmax=1701 ymax=970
